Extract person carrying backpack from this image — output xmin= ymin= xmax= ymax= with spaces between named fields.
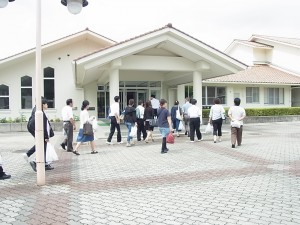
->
xmin=23 ymin=98 xmax=54 ymax=172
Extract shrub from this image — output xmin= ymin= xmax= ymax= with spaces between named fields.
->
xmin=202 ymin=107 xmax=300 ymax=118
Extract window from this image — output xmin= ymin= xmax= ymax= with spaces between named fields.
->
xmin=184 ymin=85 xmax=193 ymax=98
xmin=0 ymin=84 xmax=9 ymax=109
xmin=44 ymin=67 xmax=55 ymax=108
xmin=246 ymin=87 xmax=259 ymax=103
xmin=21 ymin=76 xmax=32 ymax=109
xmin=203 ymin=86 xmax=226 ymax=105
xmin=264 ymin=88 xmax=284 ymax=105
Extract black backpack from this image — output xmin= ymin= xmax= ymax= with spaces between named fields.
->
xmin=27 ymin=115 xmax=35 ymax=136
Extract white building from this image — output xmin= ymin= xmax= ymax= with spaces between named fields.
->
xmin=1 ymin=25 xmax=299 ymax=120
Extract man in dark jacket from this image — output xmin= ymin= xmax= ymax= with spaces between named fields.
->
xmin=23 ymin=98 xmax=54 ymax=172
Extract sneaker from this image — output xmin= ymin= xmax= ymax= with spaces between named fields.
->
xmin=197 ymin=139 xmax=202 ymax=142
xmin=117 ymin=141 xmax=123 ymax=144
xmin=130 ymin=141 xmax=136 ymax=145
xmin=126 ymin=143 xmax=131 ymax=147
xmin=190 ymin=141 xmax=195 ymax=143
xmin=29 ymin=161 xmax=37 ymax=172
xmin=232 ymin=144 xmax=235 ymax=148
xmin=106 ymin=141 xmax=113 ymax=145
xmin=23 ymin=153 xmax=29 ymax=162
xmin=0 ymin=173 xmax=11 ymax=180
xmin=61 ymin=143 xmax=66 ymax=150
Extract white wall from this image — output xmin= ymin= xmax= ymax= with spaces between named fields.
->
xmin=226 ymin=44 xmax=254 ymax=66
xmin=0 ymin=39 xmax=104 ymax=120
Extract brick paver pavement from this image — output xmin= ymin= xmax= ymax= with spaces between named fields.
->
xmin=0 ymin=122 xmax=299 ymax=225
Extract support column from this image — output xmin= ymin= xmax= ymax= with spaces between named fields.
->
xmin=109 ymin=69 xmax=119 ymax=106
xmin=193 ymin=71 xmax=203 ymax=121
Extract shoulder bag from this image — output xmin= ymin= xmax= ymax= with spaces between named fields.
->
xmin=83 ymin=122 xmax=93 ymax=136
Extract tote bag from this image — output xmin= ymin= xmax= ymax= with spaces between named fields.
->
xmin=46 ymin=143 xmax=58 ymax=162
xmin=149 ymin=117 xmax=158 ymax=127
xmin=166 ymin=133 xmax=175 ymax=144
xmin=83 ymin=122 xmax=93 ymax=136
xmin=176 ymin=105 xmax=182 ymax=120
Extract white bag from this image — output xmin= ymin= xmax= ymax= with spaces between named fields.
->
xmin=92 ymin=119 xmax=98 ymax=131
xmin=205 ymin=124 xmax=213 ymax=133
xmin=176 ymin=105 xmax=182 ymax=120
xmin=46 ymin=143 xmax=58 ymax=162
xmin=178 ymin=121 xmax=184 ymax=131
xmin=231 ymin=120 xmax=241 ymax=128
xmin=129 ymin=125 xmax=137 ymax=137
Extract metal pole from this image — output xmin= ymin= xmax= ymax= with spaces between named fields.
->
xmin=35 ymin=0 xmax=45 ymax=185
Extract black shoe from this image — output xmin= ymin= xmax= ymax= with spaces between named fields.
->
xmin=164 ymin=148 xmax=169 ymax=152
xmin=30 ymin=161 xmax=37 ymax=172
xmin=45 ymin=165 xmax=54 ymax=170
xmin=232 ymin=144 xmax=235 ymax=148
xmin=67 ymin=150 xmax=73 ymax=152
xmin=73 ymin=151 xmax=80 ymax=155
xmin=61 ymin=143 xmax=66 ymax=150
xmin=185 ymin=131 xmax=187 ymax=135
xmin=238 ymin=144 xmax=241 ymax=146
xmin=0 ymin=173 xmax=11 ymax=180
xmin=161 ymin=151 xmax=167 ymax=154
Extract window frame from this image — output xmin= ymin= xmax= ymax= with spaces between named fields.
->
xmin=246 ymin=87 xmax=260 ymax=104
xmin=0 ymin=84 xmax=10 ymax=110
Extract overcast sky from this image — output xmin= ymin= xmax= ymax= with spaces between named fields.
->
xmin=0 ymin=0 xmax=300 ymax=59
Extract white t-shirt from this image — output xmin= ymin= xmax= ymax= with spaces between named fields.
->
xmin=228 ymin=106 xmax=246 ymax=125
xmin=80 ymin=109 xmax=90 ymax=128
xmin=109 ymin=102 xmax=120 ymax=117
xmin=209 ymin=104 xmax=225 ymax=120
xmin=136 ymin=105 xmax=145 ymax=119
xmin=188 ymin=105 xmax=201 ymax=118
xmin=61 ymin=105 xmax=73 ymax=121
xmin=151 ymin=98 xmax=160 ymax=109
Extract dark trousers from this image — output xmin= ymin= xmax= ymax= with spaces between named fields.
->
xmin=153 ymin=108 xmax=158 ymax=117
xmin=107 ymin=116 xmax=121 ymax=142
xmin=189 ymin=117 xmax=202 ymax=141
xmin=27 ymin=141 xmax=47 ymax=163
xmin=137 ymin=119 xmax=147 ymax=141
xmin=212 ymin=118 xmax=223 ymax=136
xmin=231 ymin=126 xmax=243 ymax=145
xmin=62 ymin=122 xmax=74 ymax=151
xmin=0 ymin=166 xmax=4 ymax=176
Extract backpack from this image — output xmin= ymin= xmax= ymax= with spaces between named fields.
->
xmin=27 ymin=115 xmax=35 ymax=136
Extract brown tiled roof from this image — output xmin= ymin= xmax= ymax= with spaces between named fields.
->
xmin=74 ymin=23 xmax=247 ymax=67
xmin=205 ymin=65 xmax=300 ymax=85
xmin=252 ymin=35 xmax=300 ymax=47
xmin=235 ymin=40 xmax=273 ymax=48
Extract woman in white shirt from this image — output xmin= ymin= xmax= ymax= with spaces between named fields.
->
xmin=228 ymin=98 xmax=246 ymax=148
xmin=73 ymin=100 xmax=97 ymax=155
xmin=187 ymin=99 xmax=202 ymax=142
xmin=208 ymin=98 xmax=225 ymax=143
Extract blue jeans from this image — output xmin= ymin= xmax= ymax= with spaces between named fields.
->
xmin=172 ymin=119 xmax=180 ymax=131
xmin=159 ymin=127 xmax=170 ymax=138
xmin=125 ymin=122 xmax=134 ymax=143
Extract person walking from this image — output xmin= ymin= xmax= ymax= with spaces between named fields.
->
xmin=144 ymin=100 xmax=155 ymax=143
xmin=157 ymin=99 xmax=173 ymax=154
xmin=208 ymin=98 xmax=225 ymax=143
xmin=24 ymin=98 xmax=55 ymax=172
xmin=61 ymin=98 xmax=76 ymax=152
xmin=0 ymin=156 xmax=11 ymax=180
xmin=136 ymin=100 xmax=147 ymax=142
xmin=187 ymin=99 xmax=202 ymax=142
xmin=182 ymin=97 xmax=192 ymax=137
xmin=106 ymin=96 xmax=122 ymax=145
xmin=228 ymin=98 xmax=246 ymax=148
xmin=150 ymin=95 xmax=160 ymax=117
xmin=73 ymin=100 xmax=97 ymax=155
xmin=124 ymin=99 xmax=137 ymax=147
xmin=170 ymin=100 xmax=182 ymax=137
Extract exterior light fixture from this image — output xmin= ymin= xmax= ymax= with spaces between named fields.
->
xmin=0 ymin=0 xmax=15 ymax=8
xmin=61 ymin=0 xmax=88 ymax=15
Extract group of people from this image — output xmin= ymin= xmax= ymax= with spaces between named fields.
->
xmin=1 ymin=95 xmax=246 ymax=178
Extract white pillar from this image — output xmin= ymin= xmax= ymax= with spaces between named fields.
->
xmin=177 ymin=84 xmax=185 ymax=106
xmin=193 ymin=71 xmax=203 ymax=121
xmin=109 ymin=69 xmax=119 ymax=106
xmin=35 ymin=0 xmax=45 ymax=186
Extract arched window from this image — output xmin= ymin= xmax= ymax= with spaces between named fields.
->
xmin=44 ymin=67 xmax=55 ymax=108
xmin=21 ymin=76 xmax=32 ymax=109
xmin=0 ymin=84 xmax=9 ymax=109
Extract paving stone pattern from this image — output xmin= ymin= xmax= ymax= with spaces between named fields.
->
xmin=0 ymin=122 xmax=299 ymax=224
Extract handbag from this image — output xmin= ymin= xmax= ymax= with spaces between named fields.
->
xmin=46 ymin=143 xmax=58 ymax=162
xmin=178 ymin=121 xmax=184 ymax=131
xmin=231 ymin=120 xmax=241 ymax=128
xmin=205 ymin=124 xmax=212 ymax=133
xmin=149 ymin=117 xmax=158 ymax=127
xmin=129 ymin=125 xmax=137 ymax=137
xmin=83 ymin=122 xmax=93 ymax=136
xmin=176 ymin=105 xmax=182 ymax=120
xmin=166 ymin=133 xmax=175 ymax=144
